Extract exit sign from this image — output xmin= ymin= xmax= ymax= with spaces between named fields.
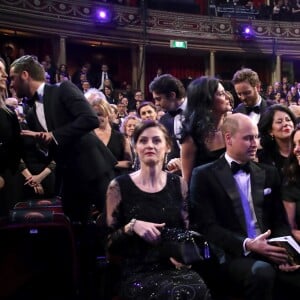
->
xmin=170 ymin=40 xmax=187 ymax=49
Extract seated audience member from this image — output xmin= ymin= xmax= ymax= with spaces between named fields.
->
xmin=282 ymin=124 xmax=300 ymax=243
xmin=289 ymin=104 xmax=300 ymax=124
xmin=109 ymin=103 xmax=122 ymax=130
xmin=106 ymin=120 xmax=212 ymax=300
xmin=189 ymin=113 xmax=300 ymax=300
xmin=137 ymin=101 xmax=158 ymax=121
xmin=120 ymin=114 xmax=141 ymax=171
xmin=84 ymin=87 xmax=106 ymax=106
xmin=92 ymin=99 xmax=132 ymax=176
xmin=257 ymin=104 xmax=296 ymax=181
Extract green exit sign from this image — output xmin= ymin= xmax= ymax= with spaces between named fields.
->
xmin=170 ymin=40 xmax=187 ymax=49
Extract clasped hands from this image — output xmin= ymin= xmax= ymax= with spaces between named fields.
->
xmin=245 ymin=229 xmax=300 ymax=272
xmin=24 ymin=175 xmax=44 ymax=195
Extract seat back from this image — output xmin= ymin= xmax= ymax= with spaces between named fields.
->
xmin=0 ymin=209 xmax=79 ymax=299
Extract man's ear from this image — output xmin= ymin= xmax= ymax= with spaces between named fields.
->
xmin=20 ymin=70 xmax=29 ymax=80
xmin=169 ymin=91 xmax=176 ymax=100
xmin=224 ymin=132 xmax=232 ymax=146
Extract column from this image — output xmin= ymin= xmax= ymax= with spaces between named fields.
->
xmin=138 ymin=44 xmax=145 ymax=94
xmin=271 ymin=54 xmax=281 ymax=83
xmin=209 ymin=51 xmax=215 ymax=77
xmin=276 ymin=54 xmax=281 ymax=83
xmin=57 ymin=36 xmax=67 ymax=66
xmin=131 ymin=46 xmax=138 ymax=90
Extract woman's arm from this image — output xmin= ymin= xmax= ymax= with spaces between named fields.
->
xmin=283 ymin=200 xmax=300 ymax=242
xmin=181 ymin=135 xmax=197 ymax=184
xmin=114 ymin=136 xmax=133 ymax=169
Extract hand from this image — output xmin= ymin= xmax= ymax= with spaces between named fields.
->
xmin=33 ymin=184 xmax=44 ymax=195
xmin=166 ymin=158 xmax=182 ymax=173
xmin=245 ymin=230 xmax=289 ymax=265
xmin=278 ymin=263 xmax=300 ymax=272
xmin=133 ymin=220 xmax=165 ymax=244
xmin=21 ymin=130 xmax=53 ymax=145
xmin=0 ymin=176 xmax=5 ymax=190
xmin=170 ymin=257 xmax=191 ymax=270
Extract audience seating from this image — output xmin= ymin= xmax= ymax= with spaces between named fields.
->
xmin=0 ymin=209 xmax=79 ymax=299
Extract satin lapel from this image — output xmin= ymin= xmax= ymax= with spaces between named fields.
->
xmin=249 ymin=162 xmax=265 ymax=230
xmin=43 ymin=85 xmax=53 ymax=131
xmin=215 ymin=157 xmax=247 ymax=231
xmin=31 ymin=105 xmax=45 ymax=131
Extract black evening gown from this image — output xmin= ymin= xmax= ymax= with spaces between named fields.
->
xmin=107 ymin=173 xmax=211 ymax=300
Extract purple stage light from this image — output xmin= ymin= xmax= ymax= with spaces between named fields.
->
xmin=96 ymin=7 xmax=112 ymax=23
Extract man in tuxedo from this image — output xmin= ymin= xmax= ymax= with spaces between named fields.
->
xmin=190 ymin=113 xmax=300 ymax=300
xmin=96 ymin=63 xmax=112 ymax=91
xmin=232 ymin=68 xmax=273 ymax=124
xmin=9 ymin=55 xmax=117 ymax=224
xmin=149 ymin=74 xmax=186 ymax=174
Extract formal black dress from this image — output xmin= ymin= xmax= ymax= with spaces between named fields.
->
xmin=107 ymin=130 xmax=131 ymax=176
xmin=0 ymin=108 xmax=22 ymax=215
xmin=107 ymin=173 xmax=211 ymax=300
xmin=14 ymin=122 xmax=56 ymax=201
xmin=281 ymin=182 xmax=300 ymax=229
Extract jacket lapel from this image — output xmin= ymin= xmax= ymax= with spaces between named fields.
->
xmin=215 ymin=157 xmax=247 ymax=232
xmin=249 ymin=161 xmax=265 ymax=230
xmin=43 ymin=84 xmax=54 ymax=131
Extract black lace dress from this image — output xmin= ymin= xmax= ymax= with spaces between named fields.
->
xmin=107 ymin=173 xmax=211 ymax=300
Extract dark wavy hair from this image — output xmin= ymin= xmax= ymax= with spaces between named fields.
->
xmin=181 ymin=76 xmax=220 ymax=149
xmin=258 ymin=104 xmax=296 ymax=157
xmin=283 ymin=124 xmax=300 ymax=185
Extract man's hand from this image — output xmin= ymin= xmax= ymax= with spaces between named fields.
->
xmin=245 ymin=230 xmax=289 ymax=265
xmin=21 ymin=130 xmax=53 ymax=145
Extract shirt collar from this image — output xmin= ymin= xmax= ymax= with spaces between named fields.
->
xmin=37 ymin=82 xmax=45 ymax=98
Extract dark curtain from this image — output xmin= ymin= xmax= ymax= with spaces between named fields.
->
xmin=145 ymin=52 xmax=205 ymax=100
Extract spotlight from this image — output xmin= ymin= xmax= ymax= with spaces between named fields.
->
xmin=238 ymin=24 xmax=255 ymax=40
xmin=95 ymin=7 xmax=113 ymax=24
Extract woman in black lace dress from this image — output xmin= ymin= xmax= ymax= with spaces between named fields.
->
xmin=106 ymin=120 xmax=211 ymax=300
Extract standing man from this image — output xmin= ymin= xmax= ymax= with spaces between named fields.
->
xmin=96 ymin=63 xmax=111 ymax=91
xmin=149 ymin=74 xmax=186 ymax=174
xmin=9 ymin=55 xmax=117 ymax=224
xmin=232 ymin=68 xmax=273 ymax=124
xmin=189 ymin=113 xmax=300 ymax=300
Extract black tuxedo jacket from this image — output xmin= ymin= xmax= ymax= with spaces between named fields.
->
xmin=233 ymin=98 xmax=272 ymax=116
xmin=189 ymin=156 xmax=291 ymax=263
xmin=26 ymin=81 xmax=117 ymax=182
xmin=159 ymin=112 xmax=181 ymax=161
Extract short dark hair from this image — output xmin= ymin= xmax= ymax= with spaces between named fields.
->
xmin=10 ymin=55 xmax=45 ymax=81
xmin=149 ymin=74 xmax=185 ymax=99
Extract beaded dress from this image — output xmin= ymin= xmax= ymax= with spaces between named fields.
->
xmin=107 ymin=173 xmax=211 ymax=300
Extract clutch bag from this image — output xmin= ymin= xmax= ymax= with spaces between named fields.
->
xmin=160 ymin=227 xmax=210 ymax=265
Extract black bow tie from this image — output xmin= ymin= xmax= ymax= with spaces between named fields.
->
xmin=246 ymin=106 xmax=260 ymax=115
xmin=231 ymin=161 xmax=250 ymax=174
xmin=25 ymin=92 xmax=39 ymax=107
xmin=169 ymin=108 xmax=182 ymax=117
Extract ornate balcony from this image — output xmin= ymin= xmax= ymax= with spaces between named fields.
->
xmin=0 ymin=0 xmax=300 ymax=58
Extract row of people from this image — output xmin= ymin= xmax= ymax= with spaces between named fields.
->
xmin=2 ymin=55 xmax=300 ymax=299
